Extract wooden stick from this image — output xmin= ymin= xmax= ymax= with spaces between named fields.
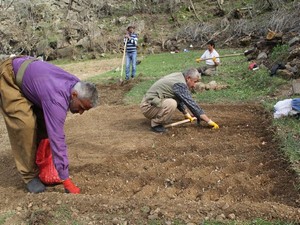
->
xmin=189 ymin=0 xmax=201 ymax=22
xmin=202 ymin=53 xmax=244 ymax=61
xmin=120 ymin=39 xmax=127 ymax=82
xmin=164 ymin=117 xmax=197 ymax=128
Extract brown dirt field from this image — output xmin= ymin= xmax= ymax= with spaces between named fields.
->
xmin=0 ymin=60 xmax=300 ymax=224
xmin=58 ymin=57 xmax=122 ymax=80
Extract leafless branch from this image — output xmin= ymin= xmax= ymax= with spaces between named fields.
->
xmin=201 ymin=23 xmax=230 ymax=47
xmin=189 ymin=0 xmax=201 ymax=22
xmin=4 ymin=0 xmax=14 ymax=11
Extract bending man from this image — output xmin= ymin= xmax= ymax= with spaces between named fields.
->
xmin=0 ymin=56 xmax=99 ymax=194
xmin=140 ymin=68 xmax=219 ymax=133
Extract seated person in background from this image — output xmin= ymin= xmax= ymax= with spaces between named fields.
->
xmin=196 ymin=40 xmax=220 ymax=76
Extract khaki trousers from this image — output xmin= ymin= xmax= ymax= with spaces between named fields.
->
xmin=140 ymin=97 xmax=177 ymax=127
xmin=0 ymin=58 xmax=45 ymax=183
xmin=202 ymin=65 xmax=217 ymax=76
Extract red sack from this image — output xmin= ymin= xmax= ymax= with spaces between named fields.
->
xmin=36 ymin=139 xmax=62 ymax=185
xmin=248 ymin=62 xmax=258 ymax=70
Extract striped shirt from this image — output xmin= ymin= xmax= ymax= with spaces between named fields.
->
xmin=125 ymin=33 xmax=138 ymax=53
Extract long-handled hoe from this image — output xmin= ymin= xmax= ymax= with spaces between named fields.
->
xmin=120 ymin=38 xmax=127 ymax=84
xmin=198 ymin=48 xmax=256 ymax=61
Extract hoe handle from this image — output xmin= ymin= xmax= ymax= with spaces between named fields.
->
xmin=120 ymin=39 xmax=128 ymax=79
xmin=164 ymin=117 xmax=197 ymax=128
xmin=203 ymin=53 xmax=244 ymax=60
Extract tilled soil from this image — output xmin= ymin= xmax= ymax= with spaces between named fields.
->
xmin=0 ymin=70 xmax=300 ymax=224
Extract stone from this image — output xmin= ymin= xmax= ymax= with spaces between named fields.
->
xmin=292 ymin=79 xmax=300 ymax=94
xmin=288 ymin=36 xmax=300 ymax=47
xmin=257 ymin=52 xmax=268 ymax=60
xmin=277 ymin=69 xmax=294 ymax=80
xmin=227 ymin=213 xmax=236 ymax=219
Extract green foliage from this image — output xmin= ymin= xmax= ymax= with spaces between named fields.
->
xmin=270 ymin=44 xmax=289 ymax=63
xmin=176 ymin=6 xmax=193 ymax=22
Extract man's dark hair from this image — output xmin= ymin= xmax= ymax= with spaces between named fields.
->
xmin=127 ymin=26 xmax=135 ymax=31
xmin=207 ymin=40 xmax=215 ymax=48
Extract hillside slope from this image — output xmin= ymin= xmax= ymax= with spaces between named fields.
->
xmin=0 ymin=0 xmax=299 ymax=60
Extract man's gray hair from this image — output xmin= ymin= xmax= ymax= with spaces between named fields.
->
xmin=182 ymin=68 xmax=201 ymax=79
xmin=73 ymin=81 xmax=99 ymax=107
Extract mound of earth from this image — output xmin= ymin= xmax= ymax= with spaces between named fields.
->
xmin=0 ymin=71 xmax=299 ymax=224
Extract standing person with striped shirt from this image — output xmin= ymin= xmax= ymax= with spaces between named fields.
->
xmin=124 ymin=25 xmax=138 ymax=80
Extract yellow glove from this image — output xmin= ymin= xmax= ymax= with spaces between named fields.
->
xmin=184 ymin=113 xmax=195 ymax=122
xmin=212 ymin=57 xmax=217 ymax=63
xmin=195 ymin=58 xmax=201 ymax=63
xmin=208 ymin=120 xmax=219 ymax=129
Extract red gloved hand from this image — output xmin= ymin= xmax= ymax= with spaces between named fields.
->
xmin=63 ymin=178 xmax=80 ymax=194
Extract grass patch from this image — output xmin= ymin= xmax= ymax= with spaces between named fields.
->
xmin=0 ymin=212 xmax=14 ymax=225
xmin=203 ymin=219 xmax=296 ymax=225
xmin=145 ymin=219 xmax=296 ymax=225
xmin=273 ymin=117 xmax=300 ymax=167
xmin=26 ymin=205 xmax=81 ymax=225
xmin=51 ymin=205 xmax=81 ymax=225
xmin=117 ymin=50 xmax=287 ymax=104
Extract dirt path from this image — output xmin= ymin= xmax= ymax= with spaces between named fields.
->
xmin=0 ymin=60 xmax=299 ymax=224
xmin=59 ymin=57 xmax=121 ymax=80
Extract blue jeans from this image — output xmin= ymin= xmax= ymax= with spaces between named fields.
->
xmin=125 ymin=51 xmax=137 ymax=80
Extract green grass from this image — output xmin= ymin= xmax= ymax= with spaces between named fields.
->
xmin=146 ymin=218 xmax=296 ymax=225
xmin=0 ymin=212 xmax=14 ymax=225
xmin=273 ymin=117 xmax=300 ymax=168
xmin=203 ymin=219 xmax=296 ymax=225
xmin=51 ymin=205 xmax=81 ymax=225
xmin=0 ymin=205 xmax=82 ymax=225
xmin=113 ymin=49 xmax=287 ymax=104
xmin=18 ymin=205 xmax=81 ymax=225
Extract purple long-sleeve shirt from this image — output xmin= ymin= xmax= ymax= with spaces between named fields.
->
xmin=13 ymin=56 xmax=80 ymax=180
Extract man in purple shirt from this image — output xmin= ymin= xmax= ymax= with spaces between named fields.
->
xmin=0 ymin=56 xmax=99 ymax=194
